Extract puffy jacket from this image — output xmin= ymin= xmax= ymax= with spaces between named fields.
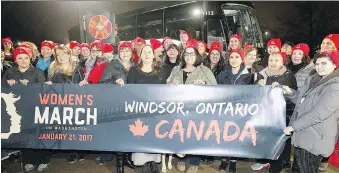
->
xmin=288 ymin=69 xmax=339 ymax=157
xmin=216 ymin=65 xmax=253 ymax=85
xmin=294 ymin=62 xmax=315 ymax=89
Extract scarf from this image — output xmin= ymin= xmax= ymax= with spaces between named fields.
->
xmin=36 ymin=57 xmax=52 ymax=71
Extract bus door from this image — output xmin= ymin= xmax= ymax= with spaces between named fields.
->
xmin=203 ymin=15 xmax=227 ymax=54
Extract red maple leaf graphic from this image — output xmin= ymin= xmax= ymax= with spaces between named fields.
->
xmin=129 ymin=119 xmax=149 ymax=137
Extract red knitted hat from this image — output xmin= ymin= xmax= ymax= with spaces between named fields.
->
xmin=70 ymin=41 xmax=81 ymax=49
xmin=267 ymin=38 xmax=282 ymax=50
xmin=90 ymin=40 xmax=104 ymax=50
xmin=209 ymin=41 xmax=222 ymax=53
xmin=118 ymin=41 xmax=133 ymax=52
xmin=320 ymin=50 xmax=339 ymax=68
xmin=292 ymin=43 xmax=310 ymax=56
xmin=1 ymin=37 xmax=13 ymax=46
xmin=13 ymin=47 xmax=30 ymax=61
xmin=230 ymin=34 xmax=242 ymax=43
xmin=150 ymin=38 xmax=162 ymax=50
xmin=325 ymin=34 xmax=339 ymax=50
xmin=185 ymin=39 xmax=198 ymax=51
xmin=228 ymin=49 xmax=244 ymax=61
xmin=134 ymin=37 xmax=146 ymax=44
xmin=41 ymin=40 xmax=55 ymax=49
xmin=80 ymin=43 xmax=90 ymax=49
xmin=104 ymin=43 xmax=114 ymax=53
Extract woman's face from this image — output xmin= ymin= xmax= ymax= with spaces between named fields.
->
xmin=210 ymin=50 xmax=221 ymax=65
xmin=41 ymin=46 xmax=53 ymax=58
xmin=268 ymin=54 xmax=284 ymax=72
xmin=184 ymin=47 xmax=197 ymax=66
xmin=315 ymin=57 xmax=336 ymax=77
xmin=140 ymin=46 xmax=155 ymax=64
xmin=229 ymin=52 xmax=242 ymax=68
xmin=119 ymin=47 xmax=132 ymax=62
xmin=15 ymin=54 xmax=30 ymax=68
xmin=81 ymin=47 xmax=91 ymax=57
xmin=321 ymin=38 xmax=337 ymax=52
xmin=281 ymin=44 xmax=292 ymax=55
xmin=3 ymin=42 xmax=12 ymax=50
xmin=90 ymin=46 xmax=103 ymax=58
xmin=291 ymin=50 xmax=304 ymax=65
xmin=56 ymin=49 xmax=71 ymax=64
xmin=180 ymin=34 xmax=189 ymax=46
xmin=268 ymin=45 xmax=280 ymax=55
xmin=72 ymin=47 xmax=81 ymax=56
xmin=164 ymin=39 xmax=172 ymax=50
xmin=198 ymin=43 xmax=206 ymax=55
xmin=229 ymin=38 xmax=240 ymax=50
xmin=245 ymin=50 xmax=257 ymax=65
xmin=167 ymin=47 xmax=179 ymax=59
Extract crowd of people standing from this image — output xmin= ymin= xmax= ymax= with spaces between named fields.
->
xmin=1 ymin=31 xmax=339 ymax=173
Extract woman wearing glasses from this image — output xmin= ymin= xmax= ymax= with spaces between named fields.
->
xmin=167 ymin=39 xmax=216 ymax=173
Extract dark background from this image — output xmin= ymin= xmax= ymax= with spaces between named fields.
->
xmin=2 ymin=1 xmax=339 ymax=48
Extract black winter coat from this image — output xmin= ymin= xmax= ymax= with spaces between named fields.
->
xmin=2 ymin=66 xmax=46 ymax=84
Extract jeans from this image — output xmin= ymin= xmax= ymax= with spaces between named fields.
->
xmin=179 ymin=155 xmax=201 ymax=166
xmin=100 ymin=153 xmax=113 ymax=161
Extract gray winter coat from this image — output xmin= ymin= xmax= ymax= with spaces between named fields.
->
xmin=295 ymin=62 xmax=315 ymax=89
xmin=288 ymin=69 xmax=339 ymax=157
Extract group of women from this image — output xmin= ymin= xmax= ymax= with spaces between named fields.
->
xmin=1 ymin=32 xmax=339 ymax=173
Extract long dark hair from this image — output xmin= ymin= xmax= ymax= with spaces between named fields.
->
xmin=164 ymin=44 xmax=180 ymax=65
xmin=203 ymin=52 xmax=225 ymax=75
xmin=180 ymin=48 xmax=202 ymax=68
xmin=138 ymin=44 xmax=160 ymax=72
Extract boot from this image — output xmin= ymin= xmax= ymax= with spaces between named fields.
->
xmin=116 ymin=153 xmax=125 ymax=173
xmin=319 ymin=162 xmax=328 ymax=172
xmin=229 ymin=161 xmax=237 ymax=173
xmin=124 ymin=153 xmax=136 ymax=169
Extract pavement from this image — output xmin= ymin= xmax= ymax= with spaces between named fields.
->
xmin=2 ymin=153 xmax=339 ymax=173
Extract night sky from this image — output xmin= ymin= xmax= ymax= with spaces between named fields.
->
xmin=1 ymin=1 xmax=339 ymax=46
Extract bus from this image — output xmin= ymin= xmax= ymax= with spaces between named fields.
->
xmin=115 ymin=1 xmax=265 ymax=52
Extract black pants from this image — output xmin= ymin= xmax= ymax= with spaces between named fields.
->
xmin=22 ymin=149 xmax=51 ymax=165
xmin=292 ymin=147 xmax=323 ymax=173
xmin=281 ymin=117 xmax=292 ymax=164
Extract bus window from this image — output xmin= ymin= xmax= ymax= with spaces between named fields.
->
xmin=137 ymin=10 xmax=163 ymax=39
xmin=116 ymin=15 xmax=136 ymax=41
xmin=165 ymin=2 xmax=202 ymax=40
xmin=207 ymin=19 xmax=226 ymax=51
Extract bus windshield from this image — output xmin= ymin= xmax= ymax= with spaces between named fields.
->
xmin=221 ymin=4 xmax=264 ymax=48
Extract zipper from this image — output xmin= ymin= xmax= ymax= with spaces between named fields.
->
xmin=313 ymin=126 xmax=324 ymax=139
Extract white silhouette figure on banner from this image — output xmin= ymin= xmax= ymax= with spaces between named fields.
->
xmin=1 ymin=93 xmax=22 ymax=139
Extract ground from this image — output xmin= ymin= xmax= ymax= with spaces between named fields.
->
xmin=2 ymin=154 xmax=339 ymax=173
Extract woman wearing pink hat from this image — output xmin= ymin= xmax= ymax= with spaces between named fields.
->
xmin=281 ymin=50 xmax=339 ymax=173
xmin=1 ymin=37 xmax=14 ymax=62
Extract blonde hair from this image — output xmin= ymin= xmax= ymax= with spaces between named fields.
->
xmin=48 ymin=45 xmax=75 ymax=77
